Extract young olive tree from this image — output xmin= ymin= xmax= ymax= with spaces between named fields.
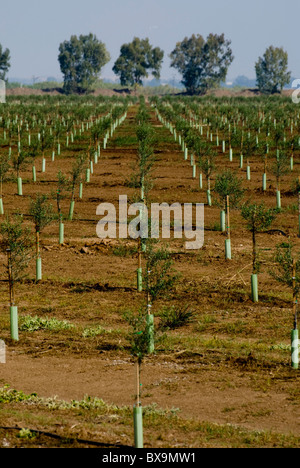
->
xmin=123 ymin=306 xmax=150 ymax=449
xmin=38 ymin=126 xmax=53 ymax=172
xmin=270 ymin=151 xmax=290 ymax=209
xmin=200 ymin=145 xmax=217 ymax=206
xmin=12 ymin=149 xmax=29 ymax=196
xmin=135 ymin=121 xmax=156 ymax=291
xmin=1 ymin=214 xmax=33 ymax=340
xmin=29 ymin=194 xmax=55 ymax=282
xmin=142 ymin=238 xmax=179 ymax=354
xmin=27 ymin=138 xmax=40 ymax=182
xmin=124 ymin=239 xmax=179 ymax=448
xmin=0 ymin=153 xmax=10 ymax=214
xmin=270 ymin=241 xmax=300 ymax=368
xmin=69 ymin=154 xmax=88 ymax=220
xmin=243 ymin=135 xmax=257 ymax=181
xmin=214 ymin=169 xmax=244 ymax=259
xmin=53 ymin=170 xmax=70 ymax=244
xmin=241 ymin=202 xmax=276 ymax=301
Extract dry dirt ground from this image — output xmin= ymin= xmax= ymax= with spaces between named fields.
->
xmin=0 ymin=100 xmax=299 ymax=448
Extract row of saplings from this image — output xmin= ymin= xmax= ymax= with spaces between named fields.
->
xmin=0 ymin=103 xmax=299 ymax=449
xmin=130 ymin=98 xmax=300 ymax=446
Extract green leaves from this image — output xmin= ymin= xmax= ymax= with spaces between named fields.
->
xmin=0 ymin=43 xmax=10 ymax=80
xmin=170 ymin=33 xmax=234 ymax=95
xmin=58 ymin=34 xmax=110 ymax=94
xmin=124 ymin=308 xmax=153 ymax=364
xmin=29 ymin=194 xmax=55 ymax=233
xmin=214 ymin=169 xmax=244 ymax=208
xmin=241 ymin=202 xmax=276 ymax=234
xmin=270 ymin=241 xmax=300 ymax=295
xmin=113 ymin=37 xmax=164 ymax=87
xmin=0 ymin=153 xmax=10 ymax=183
xmin=0 ymin=213 xmax=34 ymax=284
xmin=241 ymin=202 xmax=277 ymax=274
xmin=255 ymin=46 xmax=291 ymax=94
xmin=144 ymin=243 xmax=179 ymax=305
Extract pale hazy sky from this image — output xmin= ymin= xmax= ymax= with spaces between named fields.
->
xmin=0 ymin=0 xmax=298 ymax=82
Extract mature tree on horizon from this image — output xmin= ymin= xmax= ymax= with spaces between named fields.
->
xmin=0 ymin=43 xmax=11 ymax=81
xmin=169 ymin=33 xmax=234 ymax=95
xmin=58 ymin=33 xmax=110 ymax=94
xmin=255 ymin=46 xmax=291 ymax=94
xmin=113 ymin=37 xmax=164 ymax=88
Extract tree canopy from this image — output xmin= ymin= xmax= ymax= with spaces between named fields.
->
xmin=169 ymin=33 xmax=234 ymax=95
xmin=112 ymin=37 xmax=164 ymax=87
xmin=255 ymin=46 xmax=291 ymax=94
xmin=58 ymin=34 xmax=110 ymax=94
xmin=0 ymin=44 xmax=11 ymax=81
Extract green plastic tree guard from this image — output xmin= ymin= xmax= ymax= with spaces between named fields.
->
xmin=276 ymin=190 xmax=281 ymax=209
xmin=79 ymin=182 xmax=83 ymax=199
xmin=32 ymin=166 xmax=36 ymax=182
xmin=86 ymin=168 xmax=90 ymax=183
xmin=42 ymin=158 xmax=46 ymax=173
xmin=240 ymin=154 xmax=243 ymax=168
xmin=69 ymin=200 xmax=75 ymax=220
xmin=0 ymin=198 xmax=3 ymax=215
xmin=59 ymin=221 xmax=64 ymax=245
xmin=291 ymin=329 xmax=299 ymax=369
xmin=225 ymin=239 xmax=231 ymax=260
xmin=220 ymin=210 xmax=226 ymax=232
xmin=246 ymin=165 xmax=251 ymax=181
xmin=262 ymin=173 xmax=267 ymax=191
xmin=17 ymin=177 xmax=22 ymax=196
xmin=36 ymin=257 xmax=42 ymax=282
xmin=251 ymin=274 xmax=258 ymax=302
xmin=133 ymin=406 xmax=144 ymax=448
xmin=10 ymin=306 xmax=19 ymax=341
xmin=199 ymin=173 xmax=203 ymax=189
xmin=207 ymin=189 xmax=212 ymax=207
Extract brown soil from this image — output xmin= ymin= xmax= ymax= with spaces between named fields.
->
xmin=0 ymin=101 xmax=299 ymax=448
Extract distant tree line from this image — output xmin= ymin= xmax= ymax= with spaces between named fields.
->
xmin=0 ymin=34 xmax=293 ymax=96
